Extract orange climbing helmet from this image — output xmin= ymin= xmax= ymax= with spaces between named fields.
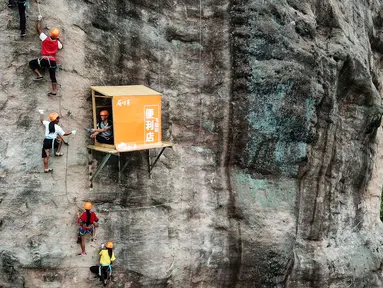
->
xmin=49 ymin=112 xmax=59 ymax=122
xmin=84 ymin=202 xmax=92 ymax=210
xmin=50 ymin=28 xmax=60 ymax=38
xmin=100 ymin=110 xmax=109 ymax=117
xmin=105 ymin=241 xmax=113 ymax=248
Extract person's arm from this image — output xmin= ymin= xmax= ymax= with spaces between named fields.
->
xmin=57 ymin=126 xmax=75 ymax=137
xmin=92 ymin=213 xmax=99 ymax=227
xmin=58 ymin=39 xmax=63 ymax=49
xmin=92 ymin=127 xmax=110 ymax=133
xmin=36 ymin=19 xmax=43 ymax=35
xmin=38 ymin=110 xmax=44 ymax=123
xmin=77 ymin=212 xmax=85 ymax=225
xmin=92 ymin=122 xmax=112 ymax=133
xmin=111 ymin=253 xmax=116 ymax=263
xmin=90 ymin=131 xmax=99 ymax=139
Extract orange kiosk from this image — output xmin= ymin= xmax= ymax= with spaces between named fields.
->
xmin=88 ymin=85 xmax=173 ymax=183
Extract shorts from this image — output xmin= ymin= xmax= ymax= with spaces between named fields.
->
xmin=42 ymin=138 xmax=59 ymax=158
xmin=96 ymin=134 xmax=114 ymax=144
xmin=79 ymin=226 xmax=93 ymax=236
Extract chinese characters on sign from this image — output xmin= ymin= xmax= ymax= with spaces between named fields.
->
xmin=144 ymin=105 xmax=159 ymax=143
xmin=116 ymin=99 xmax=131 ymax=106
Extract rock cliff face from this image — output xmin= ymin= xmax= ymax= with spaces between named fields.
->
xmin=1 ymin=0 xmax=383 ymax=287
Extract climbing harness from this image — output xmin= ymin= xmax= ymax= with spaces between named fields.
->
xmin=99 ymin=264 xmax=112 ymax=277
xmin=38 ymin=55 xmax=56 ymax=68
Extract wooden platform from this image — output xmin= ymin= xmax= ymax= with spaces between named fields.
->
xmin=115 ymin=141 xmax=174 ymax=152
xmin=87 ymin=145 xmax=118 ymax=154
xmin=88 ymin=142 xmax=174 ymax=153
xmin=88 ymin=142 xmax=174 ymax=183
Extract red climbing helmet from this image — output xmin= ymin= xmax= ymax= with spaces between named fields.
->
xmin=84 ymin=202 xmax=92 ymax=210
xmin=50 ymin=28 xmax=60 ymax=38
xmin=49 ymin=112 xmax=59 ymax=122
xmin=100 ymin=110 xmax=109 ymax=117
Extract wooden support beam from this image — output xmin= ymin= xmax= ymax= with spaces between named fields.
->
xmin=90 ymin=153 xmax=112 ymax=182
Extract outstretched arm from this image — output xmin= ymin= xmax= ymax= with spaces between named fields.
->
xmin=36 ymin=18 xmax=43 ymax=35
xmin=63 ymin=131 xmax=74 ymax=136
xmin=92 ymin=127 xmax=110 ymax=133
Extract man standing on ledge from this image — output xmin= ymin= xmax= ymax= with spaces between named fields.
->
xmin=29 ymin=15 xmax=63 ymax=96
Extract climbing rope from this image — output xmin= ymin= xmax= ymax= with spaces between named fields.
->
xmin=157 ymin=0 xmax=161 ymax=91
xmin=36 ymin=0 xmax=41 ymax=16
xmin=55 ymin=80 xmax=82 ymax=210
xmin=197 ymin=0 xmax=203 ymax=142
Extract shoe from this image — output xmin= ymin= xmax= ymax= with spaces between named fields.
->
xmin=78 ymin=252 xmax=87 ymax=256
xmin=20 ymin=32 xmax=26 ymax=37
xmin=47 ymin=92 xmax=57 ymax=96
xmin=44 ymin=168 xmax=53 ymax=173
xmin=33 ymin=76 xmax=43 ymax=81
xmin=55 ymin=152 xmax=64 ymax=156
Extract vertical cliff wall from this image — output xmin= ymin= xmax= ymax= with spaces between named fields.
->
xmin=1 ymin=0 xmax=383 ymax=287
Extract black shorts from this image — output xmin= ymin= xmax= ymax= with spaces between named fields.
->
xmin=90 ymin=265 xmax=110 ymax=281
xmin=42 ymin=138 xmax=59 ymax=158
xmin=96 ymin=134 xmax=114 ymax=144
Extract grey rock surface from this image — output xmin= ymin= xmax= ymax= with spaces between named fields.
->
xmin=1 ymin=0 xmax=383 ymax=287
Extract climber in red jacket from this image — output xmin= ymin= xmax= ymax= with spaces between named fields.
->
xmin=77 ymin=202 xmax=99 ymax=256
xmin=29 ymin=15 xmax=63 ymax=96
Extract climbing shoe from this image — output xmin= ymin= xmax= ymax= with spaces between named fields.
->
xmin=33 ymin=76 xmax=43 ymax=81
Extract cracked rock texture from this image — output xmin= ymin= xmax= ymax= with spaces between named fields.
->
xmin=1 ymin=0 xmax=383 ymax=287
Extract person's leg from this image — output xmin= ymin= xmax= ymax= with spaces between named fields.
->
xmin=100 ymin=267 xmax=107 ymax=282
xmin=42 ymin=147 xmax=49 ymax=170
xmin=51 ymin=83 xmax=57 ymax=94
xmin=54 ymin=139 xmax=63 ymax=154
xmin=48 ymin=62 xmax=58 ymax=94
xmin=8 ymin=0 xmax=15 ymax=8
xmin=42 ymin=140 xmax=53 ymax=171
xmin=17 ymin=2 xmax=26 ymax=35
xmin=90 ymin=226 xmax=97 ymax=241
xmin=96 ymin=134 xmax=104 ymax=143
xmin=29 ymin=59 xmax=42 ymax=78
xmin=89 ymin=266 xmax=99 ymax=276
xmin=43 ymin=155 xmax=49 ymax=169
xmin=96 ymin=135 xmax=112 ymax=144
xmin=102 ymin=267 xmax=108 ymax=285
xmin=80 ymin=235 xmax=86 ymax=253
